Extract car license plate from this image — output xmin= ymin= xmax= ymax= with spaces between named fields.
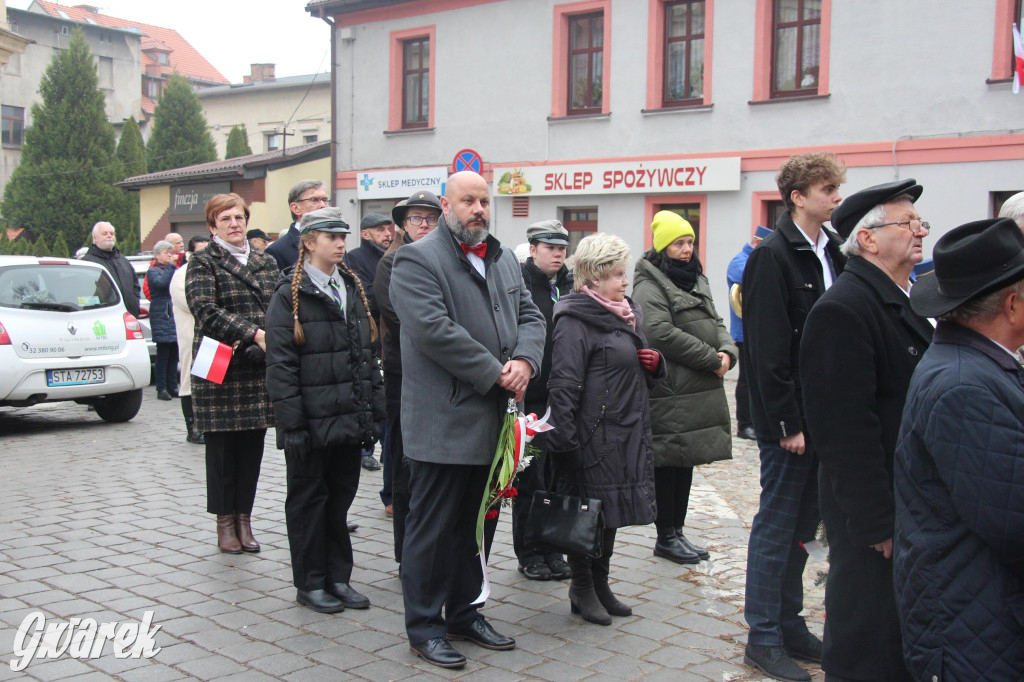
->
xmin=47 ymin=367 xmax=105 ymax=387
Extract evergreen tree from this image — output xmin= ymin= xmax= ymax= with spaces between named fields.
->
xmin=118 ymin=223 xmax=140 ymax=256
xmin=225 ymin=125 xmax=253 ymax=159
xmin=33 ymin=236 xmax=50 ymax=257
xmin=117 ymin=116 xmax=147 ymax=176
xmin=0 ymin=231 xmax=9 ymax=255
xmin=1 ymin=30 xmax=125 ymax=248
xmin=51 ymin=231 xmax=70 ymax=258
xmin=146 ymin=74 xmax=217 ymax=172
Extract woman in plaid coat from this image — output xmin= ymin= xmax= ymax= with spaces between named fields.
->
xmin=186 ymin=193 xmax=278 ymax=555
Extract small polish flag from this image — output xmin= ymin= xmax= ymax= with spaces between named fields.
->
xmin=1014 ymin=23 xmax=1024 ymax=94
xmin=191 ymin=336 xmax=233 ymax=384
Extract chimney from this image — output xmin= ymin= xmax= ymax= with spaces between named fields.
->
xmin=248 ymin=63 xmax=275 ymax=83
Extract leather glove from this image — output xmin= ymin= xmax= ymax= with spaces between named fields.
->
xmin=283 ymin=429 xmax=311 ymax=461
xmin=637 ymin=348 xmax=660 ymax=372
xmin=242 ymin=343 xmax=266 ymax=365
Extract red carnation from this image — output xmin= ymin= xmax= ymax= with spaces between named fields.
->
xmin=485 ymin=509 xmax=498 ymax=521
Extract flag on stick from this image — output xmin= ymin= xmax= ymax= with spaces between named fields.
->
xmin=191 ymin=336 xmax=232 ymax=384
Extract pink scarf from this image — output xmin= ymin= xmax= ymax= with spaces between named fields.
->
xmin=581 ymin=285 xmax=636 ymax=329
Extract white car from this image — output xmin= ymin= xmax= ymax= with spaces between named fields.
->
xmin=0 ymin=256 xmax=151 ymax=422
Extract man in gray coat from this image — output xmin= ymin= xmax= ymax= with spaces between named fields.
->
xmin=391 ymin=171 xmax=545 ymax=669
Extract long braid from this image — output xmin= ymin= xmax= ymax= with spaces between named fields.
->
xmin=338 ymin=260 xmax=378 ymax=343
xmin=291 ymin=245 xmax=307 ymax=345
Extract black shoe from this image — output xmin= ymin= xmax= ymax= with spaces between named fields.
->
xmin=676 ymin=530 xmax=710 ymax=560
xmin=296 ymin=589 xmax=345 ymax=613
xmin=170 ymin=388 xmax=179 ymax=398
xmin=326 ymin=582 xmax=370 ymax=609
xmin=361 ymin=455 xmax=381 ymax=471
xmin=447 ymin=616 xmax=516 ymax=650
xmin=737 ymin=426 xmax=757 ymax=440
xmin=784 ymin=631 xmax=823 ymax=663
xmin=410 ymin=637 xmax=466 ymax=669
xmin=546 ymin=557 xmax=572 ymax=580
xmin=157 ymin=390 xmax=172 ymax=401
xmin=347 ymin=521 xmax=359 ymax=533
xmin=744 ymin=644 xmax=810 ymax=682
xmin=653 ymin=534 xmax=700 ymax=565
xmin=518 ymin=561 xmax=552 ymax=580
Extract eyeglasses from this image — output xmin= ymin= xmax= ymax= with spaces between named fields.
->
xmin=298 ymin=196 xmax=330 ymax=205
xmin=405 ymin=215 xmax=439 ymax=226
xmin=869 ymin=218 xmax=930 ymax=234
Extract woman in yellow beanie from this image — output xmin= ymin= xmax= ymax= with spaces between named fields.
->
xmin=633 ymin=210 xmax=738 ymax=565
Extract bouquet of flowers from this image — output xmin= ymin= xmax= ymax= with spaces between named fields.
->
xmin=475 ymin=394 xmax=552 ymax=555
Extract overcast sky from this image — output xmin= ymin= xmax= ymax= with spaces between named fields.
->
xmin=9 ymin=0 xmax=331 ymax=82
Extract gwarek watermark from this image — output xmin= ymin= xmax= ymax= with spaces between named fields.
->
xmin=10 ymin=610 xmax=162 ymax=672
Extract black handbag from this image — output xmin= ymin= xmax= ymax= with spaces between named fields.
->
xmin=524 ymin=489 xmax=605 ymax=559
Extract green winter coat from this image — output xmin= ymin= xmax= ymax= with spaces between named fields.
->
xmin=632 ymin=251 xmax=737 ymax=468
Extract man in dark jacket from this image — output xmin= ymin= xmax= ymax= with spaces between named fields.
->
xmin=82 ymin=221 xmax=140 ymax=317
xmin=391 ymin=172 xmax=545 ymax=669
xmin=801 ymin=180 xmax=933 ymax=682
xmin=376 ymin=192 xmax=441 ymax=559
xmin=512 ymin=219 xmax=573 ymax=581
xmin=346 ymin=213 xmax=394 ymax=472
xmin=265 ymin=180 xmax=329 ymax=271
xmin=742 ymin=152 xmax=847 ymax=682
xmin=895 ymin=217 xmax=1024 ymax=681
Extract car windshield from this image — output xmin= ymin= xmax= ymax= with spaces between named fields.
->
xmin=0 ymin=264 xmax=121 ymax=311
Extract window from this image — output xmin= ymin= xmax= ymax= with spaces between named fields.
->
xmin=402 ymin=37 xmax=429 ymax=129
xmin=766 ymin=200 xmax=787 ymax=227
xmin=562 ymin=207 xmax=598 ymax=255
xmin=992 ymin=190 xmax=1023 ymax=218
xmin=567 ymin=12 xmax=604 ymax=115
xmin=2 ymin=106 xmax=24 ymax=147
xmin=990 ymin=0 xmax=1023 ymax=81
xmin=303 ymin=133 xmax=318 ymax=144
xmin=388 ymin=26 xmax=435 ymax=132
xmin=771 ymin=0 xmax=821 ymax=97
xmin=659 ymin=204 xmax=702 ymax=250
xmin=145 ymin=78 xmax=161 ymax=99
xmin=265 ymin=133 xmax=281 ymax=152
xmin=97 ymin=56 xmax=113 ymax=90
xmin=663 ymin=1 xmax=705 ymax=105
xmin=156 ymin=52 xmax=168 ymax=66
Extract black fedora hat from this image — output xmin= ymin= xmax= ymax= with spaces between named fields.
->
xmin=830 ymin=178 xmax=923 ymax=240
xmin=910 ymin=217 xmax=1024 ymax=318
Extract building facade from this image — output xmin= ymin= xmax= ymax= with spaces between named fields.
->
xmin=308 ymin=0 xmax=1024 ymax=307
xmin=198 ymin=64 xmax=332 ymax=159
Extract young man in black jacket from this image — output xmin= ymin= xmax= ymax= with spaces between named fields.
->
xmin=512 ymin=220 xmax=574 ymax=581
xmin=741 ymin=152 xmax=846 ymax=682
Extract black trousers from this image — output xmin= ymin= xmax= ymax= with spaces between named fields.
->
xmin=511 ymin=433 xmax=562 ymax=566
xmin=654 ymin=465 xmax=694 ymax=530
xmin=204 ymin=429 xmax=265 ymax=515
xmin=401 ymin=459 xmax=497 ymax=644
xmin=735 ymin=341 xmax=752 ymax=430
xmin=384 ymin=371 xmax=410 ymax=562
xmin=154 ymin=341 xmax=179 ymax=393
xmin=285 ymin=445 xmax=362 ymax=590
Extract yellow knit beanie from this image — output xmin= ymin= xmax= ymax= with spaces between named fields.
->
xmin=651 ymin=210 xmax=695 ymax=252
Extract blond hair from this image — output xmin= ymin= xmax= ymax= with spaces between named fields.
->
xmin=291 ymin=232 xmax=378 ymax=346
xmin=572 ymin=233 xmax=631 ymax=292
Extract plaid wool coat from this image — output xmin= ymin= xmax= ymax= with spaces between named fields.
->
xmin=185 ymin=240 xmax=277 ymax=432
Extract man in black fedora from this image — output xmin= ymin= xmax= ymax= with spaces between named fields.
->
xmin=894 ymin=217 xmax=1024 ymax=681
xmin=800 ymin=179 xmax=933 ymax=682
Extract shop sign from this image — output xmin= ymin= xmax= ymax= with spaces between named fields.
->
xmin=169 ymin=181 xmax=231 ymax=217
xmin=494 ymin=157 xmax=741 ymax=197
xmin=356 ymin=166 xmax=448 ymax=199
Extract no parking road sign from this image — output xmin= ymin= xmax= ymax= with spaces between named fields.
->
xmin=452 ymin=149 xmax=483 ymax=174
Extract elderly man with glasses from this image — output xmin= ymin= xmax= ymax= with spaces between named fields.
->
xmin=266 ymin=180 xmax=331 ymax=271
xmin=798 ymin=179 xmax=934 ymax=682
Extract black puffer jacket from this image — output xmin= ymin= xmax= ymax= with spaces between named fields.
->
xmin=265 ymin=266 xmax=386 ymax=451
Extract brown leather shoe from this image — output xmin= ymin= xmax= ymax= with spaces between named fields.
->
xmin=235 ymin=513 xmax=260 ymax=553
xmin=216 ymin=515 xmax=242 ymax=554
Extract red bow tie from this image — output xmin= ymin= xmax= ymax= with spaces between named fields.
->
xmin=460 ymin=242 xmax=487 ymax=258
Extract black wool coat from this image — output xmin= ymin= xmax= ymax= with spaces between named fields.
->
xmin=800 ymin=257 xmax=931 ymax=681
xmin=265 ymin=267 xmax=385 ymax=451
xmin=547 ymin=293 xmax=663 ymax=529
xmin=185 ymin=242 xmax=277 ymax=432
xmin=741 ymin=210 xmax=846 ymax=440
xmin=521 ymin=258 xmax=572 ymax=412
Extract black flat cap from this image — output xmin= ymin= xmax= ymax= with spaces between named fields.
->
xmin=360 ymin=213 xmax=393 ymax=231
xmin=830 ymin=178 xmax=923 ymax=239
xmin=910 ymin=218 xmax=1024 ymax=318
xmin=246 ymin=229 xmax=270 ymax=241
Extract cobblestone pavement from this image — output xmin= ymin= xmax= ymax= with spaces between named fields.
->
xmin=0 ymin=376 xmax=825 ymax=681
